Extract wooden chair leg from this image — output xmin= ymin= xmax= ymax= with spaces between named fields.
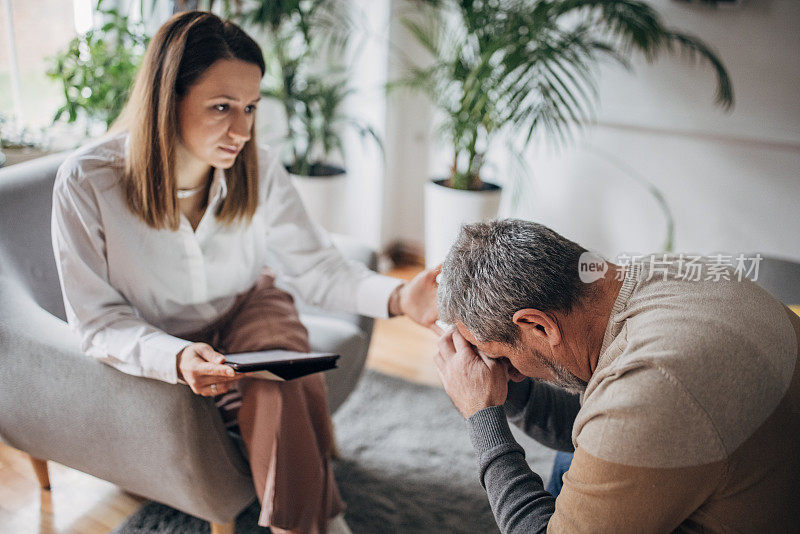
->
xmin=210 ymin=521 xmax=235 ymax=534
xmin=330 ymin=421 xmax=341 ymax=460
xmin=28 ymin=455 xmax=50 ymax=490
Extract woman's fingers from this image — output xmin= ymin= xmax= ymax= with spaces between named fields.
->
xmin=196 ymin=344 xmax=226 ymax=364
xmin=194 ymin=361 xmax=235 ymax=377
xmin=196 ymin=374 xmax=241 ymax=396
xmin=179 ymin=342 xmax=240 ymax=396
xmin=194 ymin=374 xmax=240 ymax=388
xmin=199 ymin=383 xmax=228 ymax=397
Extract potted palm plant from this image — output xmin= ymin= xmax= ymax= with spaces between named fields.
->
xmin=262 ymin=59 xmax=380 ymax=234
xmin=222 ymin=0 xmax=380 ymax=233
xmin=401 ymin=0 xmax=733 ymax=265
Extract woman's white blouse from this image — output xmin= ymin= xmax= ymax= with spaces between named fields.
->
xmin=51 ymin=133 xmax=401 ymax=384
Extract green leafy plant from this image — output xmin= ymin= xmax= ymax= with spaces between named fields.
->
xmin=273 ymin=74 xmax=382 ymax=176
xmin=47 ymin=0 xmax=149 ymax=131
xmin=218 ymin=0 xmax=379 ymax=176
xmin=400 ymin=0 xmax=734 ymax=191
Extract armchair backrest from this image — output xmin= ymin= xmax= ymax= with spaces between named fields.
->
xmin=0 ymin=153 xmax=70 ymax=321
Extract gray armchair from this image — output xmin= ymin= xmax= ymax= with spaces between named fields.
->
xmin=0 ymin=153 xmax=376 ymax=533
xmin=749 ymin=255 xmax=800 ymax=306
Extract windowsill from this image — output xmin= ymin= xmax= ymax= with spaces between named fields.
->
xmin=0 ymin=147 xmax=55 ymax=168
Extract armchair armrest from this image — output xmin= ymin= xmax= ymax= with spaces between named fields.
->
xmin=293 ymin=234 xmax=379 ymax=413
xmin=0 ymin=275 xmax=255 ymax=523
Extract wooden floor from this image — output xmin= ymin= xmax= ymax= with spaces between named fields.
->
xmin=360 ymin=265 xmax=442 ymax=388
xmin=0 ymin=267 xmax=439 ymax=534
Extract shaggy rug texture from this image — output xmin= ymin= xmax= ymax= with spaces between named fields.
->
xmin=113 ymin=371 xmax=556 ymax=533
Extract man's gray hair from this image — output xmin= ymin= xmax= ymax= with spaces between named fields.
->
xmin=438 ymin=219 xmax=588 ymax=344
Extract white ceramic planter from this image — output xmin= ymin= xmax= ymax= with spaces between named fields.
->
xmin=424 ymin=179 xmax=502 ymax=267
xmin=289 ymin=166 xmax=347 ymax=235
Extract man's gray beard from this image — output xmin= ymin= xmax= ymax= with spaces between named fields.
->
xmin=533 ymin=350 xmax=588 ymax=395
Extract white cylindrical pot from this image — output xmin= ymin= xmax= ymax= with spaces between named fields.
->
xmin=424 ymin=179 xmax=502 ymax=267
xmin=289 ymin=166 xmax=347 ymax=235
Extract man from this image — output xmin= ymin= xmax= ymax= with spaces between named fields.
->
xmin=433 ymin=219 xmax=800 ymax=532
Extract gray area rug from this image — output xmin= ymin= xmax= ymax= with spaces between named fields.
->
xmin=113 ymin=371 xmax=556 ymax=533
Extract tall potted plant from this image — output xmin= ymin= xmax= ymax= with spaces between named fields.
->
xmin=400 ymin=0 xmax=733 ymax=265
xmin=223 ymin=0 xmax=380 ymax=233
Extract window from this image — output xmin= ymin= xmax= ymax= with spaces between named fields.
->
xmin=0 ymin=0 xmax=89 ymax=129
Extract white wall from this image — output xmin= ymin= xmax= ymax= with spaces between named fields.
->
xmin=380 ymin=0 xmax=800 ymax=262
xmin=251 ymin=0 xmax=392 ymax=250
xmin=338 ymin=0 xmax=392 ymax=248
xmin=380 ymin=0 xmax=435 ymax=248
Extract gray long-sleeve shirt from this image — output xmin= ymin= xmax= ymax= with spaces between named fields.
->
xmin=467 ymin=380 xmax=580 ymax=533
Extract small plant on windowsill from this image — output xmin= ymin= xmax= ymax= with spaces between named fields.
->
xmin=0 ymin=114 xmax=50 ymax=168
xmin=46 ymin=0 xmax=149 ymax=137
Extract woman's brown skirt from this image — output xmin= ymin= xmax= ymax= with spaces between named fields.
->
xmin=182 ymin=273 xmax=344 ymax=533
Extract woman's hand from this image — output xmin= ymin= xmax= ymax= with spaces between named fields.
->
xmin=176 ymin=342 xmax=239 ymax=396
xmin=390 ymin=266 xmax=441 ymax=331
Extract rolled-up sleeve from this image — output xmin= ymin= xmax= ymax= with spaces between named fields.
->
xmin=259 ymin=154 xmax=401 ymax=318
xmin=51 ymin=164 xmax=191 ymax=383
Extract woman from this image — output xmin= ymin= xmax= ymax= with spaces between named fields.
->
xmin=51 ymin=11 xmax=438 ymax=534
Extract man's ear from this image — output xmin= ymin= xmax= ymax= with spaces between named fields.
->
xmin=512 ymin=308 xmax=562 ymax=347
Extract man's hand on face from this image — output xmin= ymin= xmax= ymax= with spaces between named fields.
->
xmin=433 ymin=329 xmax=509 ymax=418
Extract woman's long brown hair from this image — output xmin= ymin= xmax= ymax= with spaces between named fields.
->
xmin=112 ymin=11 xmax=265 ymax=230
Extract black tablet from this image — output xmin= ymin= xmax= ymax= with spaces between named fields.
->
xmin=224 ymin=350 xmax=339 ymax=381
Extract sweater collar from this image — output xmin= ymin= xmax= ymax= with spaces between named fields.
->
xmin=595 ymin=262 xmax=641 ymax=373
